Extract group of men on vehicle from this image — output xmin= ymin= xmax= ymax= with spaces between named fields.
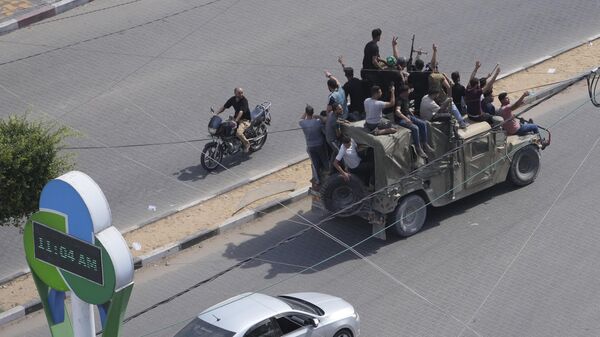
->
xmin=296 ymin=28 xmax=542 ymax=190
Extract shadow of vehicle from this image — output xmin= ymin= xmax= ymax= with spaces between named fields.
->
xmin=222 ymin=181 xmax=519 ymax=280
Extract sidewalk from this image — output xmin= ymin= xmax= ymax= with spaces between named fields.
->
xmin=0 ymin=0 xmax=92 ymax=35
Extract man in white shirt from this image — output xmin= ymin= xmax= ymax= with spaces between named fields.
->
xmin=420 ymin=90 xmax=468 ymax=129
xmin=364 ymin=85 xmax=396 ymax=135
xmin=333 ymin=135 xmax=373 ymax=186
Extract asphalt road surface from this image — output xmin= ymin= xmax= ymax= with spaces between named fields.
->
xmin=2 ymin=84 xmax=600 ymax=337
xmin=1 ymin=0 xmax=600 ymax=281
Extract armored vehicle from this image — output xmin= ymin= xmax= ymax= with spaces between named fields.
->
xmin=313 ymin=118 xmax=550 ymax=240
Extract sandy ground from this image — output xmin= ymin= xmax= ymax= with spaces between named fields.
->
xmin=1 ymin=39 xmax=598 ymax=312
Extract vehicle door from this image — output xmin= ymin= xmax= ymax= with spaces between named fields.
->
xmin=464 ymin=133 xmax=493 ymax=188
xmin=244 ymin=318 xmax=283 ymax=337
xmin=275 ymin=312 xmax=316 ymax=337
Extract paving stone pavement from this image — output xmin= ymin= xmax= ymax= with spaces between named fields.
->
xmin=0 ymin=0 xmax=599 ymax=283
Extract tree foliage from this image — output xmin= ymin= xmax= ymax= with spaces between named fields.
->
xmin=0 ymin=115 xmax=75 ymax=227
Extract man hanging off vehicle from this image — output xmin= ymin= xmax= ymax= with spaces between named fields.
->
xmin=216 ymin=87 xmax=252 ymax=153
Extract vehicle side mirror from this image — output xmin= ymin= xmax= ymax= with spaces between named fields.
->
xmin=305 ymin=318 xmax=319 ymax=328
xmin=210 ymin=107 xmax=215 ymax=113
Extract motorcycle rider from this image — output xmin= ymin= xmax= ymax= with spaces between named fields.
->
xmin=216 ymin=87 xmax=251 ymax=153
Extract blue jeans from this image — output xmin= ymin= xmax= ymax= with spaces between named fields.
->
xmin=516 ymin=123 xmax=539 ymax=136
xmin=398 ymin=116 xmax=428 ymax=146
xmin=450 ymin=102 xmax=467 ymax=125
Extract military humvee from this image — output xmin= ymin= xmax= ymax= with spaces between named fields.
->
xmin=313 ymin=118 xmax=550 ymax=240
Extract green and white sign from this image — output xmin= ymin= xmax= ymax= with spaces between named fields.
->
xmin=23 ymin=171 xmax=134 ymax=337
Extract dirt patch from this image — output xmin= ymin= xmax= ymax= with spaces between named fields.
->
xmin=1 ymin=39 xmax=598 ymax=312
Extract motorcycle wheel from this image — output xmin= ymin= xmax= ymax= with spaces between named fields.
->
xmin=250 ymin=124 xmax=268 ymax=152
xmin=200 ymin=142 xmax=223 ymax=171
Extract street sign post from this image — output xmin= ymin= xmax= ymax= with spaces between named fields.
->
xmin=23 ymin=171 xmax=134 ymax=337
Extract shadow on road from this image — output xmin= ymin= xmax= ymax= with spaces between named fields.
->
xmin=174 ymin=152 xmax=253 ymax=182
xmin=222 ymin=182 xmax=520 ymax=280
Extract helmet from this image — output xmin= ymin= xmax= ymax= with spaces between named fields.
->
xmin=396 ymin=56 xmax=407 ymax=67
xmin=386 ymin=56 xmax=396 ymax=67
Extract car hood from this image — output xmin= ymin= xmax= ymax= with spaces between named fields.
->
xmin=283 ymin=292 xmax=355 ymax=317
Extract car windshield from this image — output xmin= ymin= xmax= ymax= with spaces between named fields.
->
xmin=276 ymin=296 xmax=324 ymax=316
xmin=173 ymin=317 xmax=235 ymax=337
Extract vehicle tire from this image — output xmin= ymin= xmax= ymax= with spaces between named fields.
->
xmin=508 ymin=145 xmax=540 ymax=186
xmin=392 ymin=194 xmax=427 ymax=237
xmin=321 ymin=174 xmax=365 ymax=217
xmin=333 ymin=329 xmax=353 ymax=337
xmin=200 ymin=142 xmax=223 ymax=172
xmin=249 ymin=124 xmax=268 ymax=152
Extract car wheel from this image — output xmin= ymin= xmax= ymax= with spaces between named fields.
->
xmin=320 ymin=174 xmax=365 ymax=217
xmin=392 ymin=193 xmax=427 ymax=237
xmin=333 ymin=328 xmax=353 ymax=337
xmin=508 ymin=145 xmax=540 ymax=186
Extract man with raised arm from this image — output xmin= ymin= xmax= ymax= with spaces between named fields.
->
xmin=464 ymin=62 xmax=504 ymax=126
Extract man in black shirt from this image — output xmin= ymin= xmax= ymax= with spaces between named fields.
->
xmin=361 ymin=28 xmax=386 ymax=84
xmin=216 ymin=87 xmax=251 ymax=152
xmin=338 ymin=56 xmax=368 ymax=120
xmin=407 ymin=59 xmax=431 ymax=115
xmin=362 ymin=28 xmax=384 ymax=70
xmin=451 ymin=71 xmax=466 ymax=114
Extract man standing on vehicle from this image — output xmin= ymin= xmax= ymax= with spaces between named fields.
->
xmin=216 ymin=87 xmax=251 ymax=153
xmin=325 ymin=71 xmax=349 ymax=120
xmin=300 ymin=105 xmax=328 ymax=189
xmin=464 ymin=62 xmax=503 ymax=126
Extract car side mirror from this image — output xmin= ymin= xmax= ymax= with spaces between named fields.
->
xmin=305 ymin=318 xmax=319 ymax=328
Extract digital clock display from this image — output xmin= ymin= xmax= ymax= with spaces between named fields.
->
xmin=33 ymin=221 xmax=104 ymax=285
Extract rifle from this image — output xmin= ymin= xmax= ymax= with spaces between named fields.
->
xmin=407 ymin=34 xmax=416 ymax=72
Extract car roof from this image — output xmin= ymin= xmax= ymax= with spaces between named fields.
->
xmin=198 ymin=292 xmax=292 ymax=333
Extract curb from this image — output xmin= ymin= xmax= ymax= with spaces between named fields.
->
xmin=0 ymin=186 xmax=310 ymax=327
xmin=498 ymin=32 xmax=600 ymax=81
xmin=118 ymin=154 xmax=309 ymax=236
xmin=0 ymin=0 xmax=93 ymax=36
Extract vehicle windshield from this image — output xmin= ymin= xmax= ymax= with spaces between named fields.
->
xmin=276 ymin=296 xmax=324 ymax=316
xmin=173 ymin=317 xmax=235 ymax=337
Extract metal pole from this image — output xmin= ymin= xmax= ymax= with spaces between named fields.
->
xmin=72 ymin=293 xmax=95 ymax=337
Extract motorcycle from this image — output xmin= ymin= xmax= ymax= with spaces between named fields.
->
xmin=200 ymin=101 xmax=271 ymax=171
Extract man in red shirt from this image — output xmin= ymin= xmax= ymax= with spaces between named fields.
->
xmin=498 ymin=91 xmax=540 ymax=135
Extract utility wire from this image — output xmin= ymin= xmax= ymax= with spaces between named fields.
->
xmin=120 ymin=78 xmax=591 ymax=337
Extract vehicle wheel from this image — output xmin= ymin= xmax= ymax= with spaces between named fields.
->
xmin=250 ymin=124 xmax=268 ymax=152
xmin=321 ymin=174 xmax=365 ymax=217
xmin=333 ymin=329 xmax=353 ymax=337
xmin=200 ymin=142 xmax=223 ymax=172
xmin=508 ymin=145 xmax=540 ymax=186
xmin=392 ymin=194 xmax=427 ymax=237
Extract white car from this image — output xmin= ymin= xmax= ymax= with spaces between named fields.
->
xmin=174 ymin=292 xmax=360 ymax=337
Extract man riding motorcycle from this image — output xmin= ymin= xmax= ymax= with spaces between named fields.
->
xmin=216 ymin=87 xmax=251 ymax=153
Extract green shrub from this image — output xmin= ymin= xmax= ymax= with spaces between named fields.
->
xmin=0 ymin=115 xmax=75 ymax=227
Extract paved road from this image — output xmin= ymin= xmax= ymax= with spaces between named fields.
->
xmin=1 ymin=0 xmax=600 ymax=280
xmin=2 ymin=85 xmax=600 ymax=336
